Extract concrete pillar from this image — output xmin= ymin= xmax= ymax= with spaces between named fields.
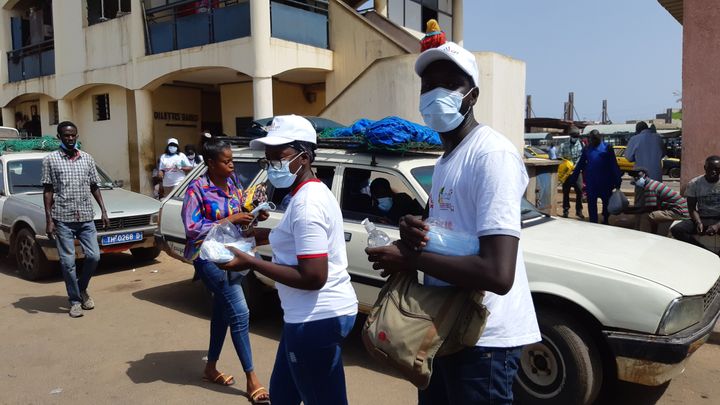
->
xmin=57 ymin=99 xmax=74 ymax=123
xmin=1 ymin=107 xmax=16 ymax=128
xmin=52 ymin=0 xmax=86 ymax=91
xmin=0 ymin=8 xmax=12 ymax=86
xmin=681 ymin=0 xmax=720 ymax=186
xmin=251 ymin=0 xmax=273 ymax=119
xmin=129 ymin=0 xmax=148 ymax=58
xmin=131 ymin=90 xmax=155 ymax=195
xmin=253 ymin=77 xmax=274 ymax=119
xmin=452 ymin=0 xmax=464 ymax=46
xmin=374 ymin=0 xmax=388 ymax=17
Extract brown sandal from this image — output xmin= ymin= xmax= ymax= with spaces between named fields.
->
xmin=249 ymin=387 xmax=271 ymax=404
xmin=202 ymin=372 xmax=235 ymax=386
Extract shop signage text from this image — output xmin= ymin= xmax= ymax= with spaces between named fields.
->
xmin=154 ymin=112 xmax=199 ymax=122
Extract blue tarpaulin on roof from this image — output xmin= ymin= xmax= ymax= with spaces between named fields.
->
xmin=320 ymin=117 xmax=441 ymax=150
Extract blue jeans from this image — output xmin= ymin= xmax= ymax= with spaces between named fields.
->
xmin=193 ymin=259 xmax=254 ymax=372
xmin=270 ymin=315 xmax=356 ymax=405
xmin=54 ymin=221 xmax=100 ymax=305
xmin=418 ymin=346 xmax=522 ymax=405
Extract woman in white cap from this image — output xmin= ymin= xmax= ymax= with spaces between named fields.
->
xmin=159 ymin=137 xmax=192 ymax=197
xmin=221 ymin=115 xmax=358 ymax=405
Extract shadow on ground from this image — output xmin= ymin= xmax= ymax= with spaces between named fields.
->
xmin=595 ymin=381 xmax=670 ymax=405
xmin=132 ymin=279 xmax=211 ymax=321
xmin=126 ymin=350 xmax=246 ymax=397
xmin=12 ymin=295 xmax=69 ymax=314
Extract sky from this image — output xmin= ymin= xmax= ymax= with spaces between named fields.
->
xmin=463 ymin=0 xmax=683 ymax=123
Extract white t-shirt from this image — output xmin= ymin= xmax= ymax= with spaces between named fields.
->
xmin=159 ymin=153 xmax=191 ymax=187
xmin=425 ymin=125 xmax=541 ymax=348
xmin=268 ymin=179 xmax=358 ymax=324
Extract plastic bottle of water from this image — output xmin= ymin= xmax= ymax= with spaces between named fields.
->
xmin=362 ymin=218 xmax=392 ymax=247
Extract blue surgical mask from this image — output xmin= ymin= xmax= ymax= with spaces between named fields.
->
xmin=267 ymin=153 xmax=303 ymax=189
xmin=419 ymin=87 xmax=475 ymax=133
xmin=168 ymin=146 xmax=178 ymax=154
xmin=634 ymin=177 xmax=647 ymax=188
xmin=377 ymin=197 xmax=393 ymax=212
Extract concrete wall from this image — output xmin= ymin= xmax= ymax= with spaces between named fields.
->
xmin=320 ymin=52 xmax=527 ymax=151
xmin=84 ymin=14 xmax=133 ymax=71
xmin=681 ymin=0 xmax=720 ymax=184
xmin=326 ymin=0 xmax=407 ymax=103
xmin=220 ymin=82 xmax=254 ymax=136
xmin=72 ymin=85 xmax=131 ymax=185
xmin=152 ymin=85 xmax=202 ymax=156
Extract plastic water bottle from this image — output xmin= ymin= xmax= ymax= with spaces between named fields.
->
xmin=362 ymin=218 xmax=392 ymax=247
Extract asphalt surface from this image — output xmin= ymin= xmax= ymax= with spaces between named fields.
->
xmin=0 ymin=251 xmax=718 ymax=405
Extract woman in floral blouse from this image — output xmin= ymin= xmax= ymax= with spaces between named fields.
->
xmin=181 ymin=139 xmax=270 ymax=404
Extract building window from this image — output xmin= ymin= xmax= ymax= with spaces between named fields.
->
xmin=87 ymin=0 xmax=132 ymax=26
xmin=94 ymin=94 xmax=111 ymax=121
xmin=49 ymin=101 xmax=59 ymax=125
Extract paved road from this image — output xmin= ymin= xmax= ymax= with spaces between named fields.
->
xmin=0 ymin=252 xmax=718 ymax=404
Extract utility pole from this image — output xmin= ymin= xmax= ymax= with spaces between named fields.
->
xmin=526 ymin=95 xmax=533 ymax=119
xmin=602 ymin=100 xmax=609 ymax=124
xmin=567 ymin=92 xmax=575 ymax=121
xmin=666 ymin=108 xmax=673 ymax=124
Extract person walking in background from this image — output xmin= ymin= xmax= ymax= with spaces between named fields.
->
xmin=671 ymin=156 xmax=720 ymax=249
xmin=559 ymin=128 xmax=584 ymax=218
xmin=626 ymin=121 xmax=664 ymax=181
xmin=185 ymin=144 xmax=204 ymax=168
xmin=221 ymin=115 xmax=358 ymax=405
xmin=622 ymin=168 xmax=688 ymax=234
xmin=548 ymin=142 xmax=558 ymax=160
xmin=159 ymin=138 xmax=192 ymax=197
xmin=181 ymin=139 xmax=271 ymax=404
xmin=420 ymin=19 xmax=446 ymax=51
xmin=568 ymin=130 xmax=622 ymax=224
xmin=42 ymin=121 xmax=110 ymax=318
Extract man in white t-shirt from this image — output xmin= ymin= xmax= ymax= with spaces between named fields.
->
xmin=366 ymin=42 xmax=540 ymax=404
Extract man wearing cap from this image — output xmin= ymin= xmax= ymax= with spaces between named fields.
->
xmin=159 ymin=137 xmax=192 ymax=197
xmin=365 ymin=42 xmax=540 ymax=404
xmin=559 ymin=127 xmax=585 ymax=218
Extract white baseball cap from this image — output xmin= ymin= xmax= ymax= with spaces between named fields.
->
xmin=414 ymin=41 xmax=479 ymax=87
xmin=249 ymin=115 xmax=317 ymax=149
xmin=167 ymin=138 xmax=179 ymax=145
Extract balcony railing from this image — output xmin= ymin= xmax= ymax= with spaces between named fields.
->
xmin=271 ymin=0 xmax=328 ymax=49
xmin=144 ymin=0 xmax=250 ymax=55
xmin=7 ymin=40 xmax=55 ymax=83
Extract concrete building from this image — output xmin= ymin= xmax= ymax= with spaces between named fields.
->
xmin=658 ymin=0 xmax=720 ymax=186
xmin=0 ymin=0 xmax=525 ymax=195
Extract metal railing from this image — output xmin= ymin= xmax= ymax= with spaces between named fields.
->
xmin=270 ymin=0 xmax=328 ymax=49
xmin=6 ymin=40 xmax=55 ymax=83
xmin=144 ymin=0 xmax=250 ymax=54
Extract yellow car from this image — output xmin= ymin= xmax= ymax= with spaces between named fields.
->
xmin=613 ymin=146 xmax=635 ymax=174
xmin=614 ymin=146 xmax=682 ymax=177
xmin=524 ymin=145 xmax=550 ymax=159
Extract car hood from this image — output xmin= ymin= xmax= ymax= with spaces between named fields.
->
xmin=12 ymin=189 xmax=160 ymax=218
xmin=523 ymin=218 xmax=720 ymax=296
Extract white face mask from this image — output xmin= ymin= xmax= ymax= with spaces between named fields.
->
xmin=419 ymin=87 xmax=475 ymax=133
xmin=634 ymin=177 xmax=647 ymax=188
xmin=187 ymin=153 xmax=196 ymax=160
xmin=168 ymin=146 xmax=178 ymax=154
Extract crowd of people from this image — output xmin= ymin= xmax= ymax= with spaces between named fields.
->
xmin=36 ymin=36 xmax=720 ymax=405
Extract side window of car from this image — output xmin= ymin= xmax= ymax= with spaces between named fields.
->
xmin=0 ymin=163 xmax=4 ymax=195
xmin=267 ymin=165 xmax=336 ymax=212
xmin=340 ymin=168 xmax=424 ymax=227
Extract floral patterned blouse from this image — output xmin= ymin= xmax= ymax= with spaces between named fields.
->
xmin=181 ymin=174 xmax=245 ymax=261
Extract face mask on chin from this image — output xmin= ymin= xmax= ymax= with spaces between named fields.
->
xmin=419 ymin=87 xmax=475 ymax=133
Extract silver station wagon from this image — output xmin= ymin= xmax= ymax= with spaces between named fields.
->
xmin=0 ymin=152 xmax=161 ymax=280
xmin=157 ymin=144 xmax=720 ymax=405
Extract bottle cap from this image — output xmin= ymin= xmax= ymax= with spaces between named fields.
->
xmin=361 ymin=218 xmax=376 ymax=232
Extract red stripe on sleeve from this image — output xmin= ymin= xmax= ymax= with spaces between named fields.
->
xmin=297 ymin=253 xmax=328 ymax=260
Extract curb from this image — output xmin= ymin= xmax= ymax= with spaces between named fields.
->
xmin=709 ymin=324 xmax=720 ymax=345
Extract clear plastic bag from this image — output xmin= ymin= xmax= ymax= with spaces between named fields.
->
xmin=424 ymin=218 xmax=480 ymax=256
xmin=200 ymin=221 xmax=255 ymax=273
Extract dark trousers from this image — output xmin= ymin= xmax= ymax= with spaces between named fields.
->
xmin=587 ymin=191 xmax=611 ymax=224
xmin=562 ymin=175 xmax=583 ymax=214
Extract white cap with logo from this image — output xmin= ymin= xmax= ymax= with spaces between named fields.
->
xmin=249 ymin=115 xmax=317 ymax=149
xmin=167 ymin=138 xmax=179 ymax=145
xmin=414 ymin=41 xmax=479 ymax=87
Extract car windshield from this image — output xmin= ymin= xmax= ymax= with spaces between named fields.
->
xmin=7 ymin=158 xmax=115 ymax=194
xmin=411 ymin=165 xmax=546 ymax=222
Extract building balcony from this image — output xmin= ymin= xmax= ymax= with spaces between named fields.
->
xmin=271 ymin=0 xmax=328 ymax=49
xmin=6 ymin=40 xmax=55 ymax=83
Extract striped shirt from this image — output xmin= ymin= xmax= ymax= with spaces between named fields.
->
xmin=41 ymin=150 xmax=101 ymax=223
xmin=640 ymin=179 xmax=689 ymax=217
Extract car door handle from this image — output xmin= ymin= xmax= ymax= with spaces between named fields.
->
xmin=345 ymin=232 xmax=352 ymax=242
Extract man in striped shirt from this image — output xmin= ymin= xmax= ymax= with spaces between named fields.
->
xmin=623 ymin=167 xmax=688 ymax=234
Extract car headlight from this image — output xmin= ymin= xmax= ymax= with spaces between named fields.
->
xmin=150 ymin=212 xmax=159 ymax=226
xmin=657 ymin=296 xmax=704 ymax=335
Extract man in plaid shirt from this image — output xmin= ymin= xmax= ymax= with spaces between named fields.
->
xmin=559 ymin=127 xmax=585 ymax=218
xmin=42 ymin=121 xmax=110 ymax=318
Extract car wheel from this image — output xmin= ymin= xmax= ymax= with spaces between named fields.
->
xmin=130 ymin=246 xmax=161 ymax=262
xmin=669 ymin=167 xmax=681 ymax=178
xmin=515 ymin=311 xmax=603 ymax=405
xmin=15 ymin=228 xmax=54 ymax=280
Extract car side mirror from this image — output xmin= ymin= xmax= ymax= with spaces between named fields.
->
xmin=113 ymin=180 xmax=124 ymax=188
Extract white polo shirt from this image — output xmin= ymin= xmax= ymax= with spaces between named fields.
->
xmin=425 ymin=125 xmax=541 ymax=348
xmin=159 ymin=153 xmax=191 ymax=187
xmin=268 ymin=179 xmax=358 ymax=324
